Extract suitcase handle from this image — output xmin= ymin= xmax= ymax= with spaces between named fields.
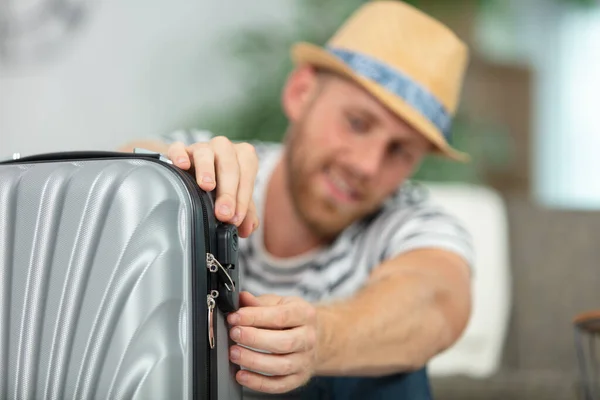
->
xmin=0 ymin=150 xmax=168 ymax=164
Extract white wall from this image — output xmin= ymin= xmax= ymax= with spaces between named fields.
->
xmin=0 ymin=1 xmax=296 ymax=157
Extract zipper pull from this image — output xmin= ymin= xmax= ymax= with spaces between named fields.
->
xmin=207 ymin=290 xmax=219 ymax=349
xmin=207 ymin=253 xmax=235 ymax=291
xmin=206 ymin=253 xmax=238 ymax=313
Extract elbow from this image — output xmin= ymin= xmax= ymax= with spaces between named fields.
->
xmin=404 ymin=286 xmax=473 ymax=371
xmin=434 ymin=284 xmax=473 ymax=355
xmin=387 ymin=314 xmax=463 ymax=373
xmin=402 ymin=312 xmax=469 ymax=372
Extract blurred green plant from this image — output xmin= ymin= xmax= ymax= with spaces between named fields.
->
xmin=194 ymin=0 xmax=365 ymax=143
xmin=188 ymin=0 xmax=591 ymax=183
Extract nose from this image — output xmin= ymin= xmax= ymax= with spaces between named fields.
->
xmin=345 ymin=142 xmax=385 ymax=179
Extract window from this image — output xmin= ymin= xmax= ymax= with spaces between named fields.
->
xmin=476 ymin=0 xmax=600 ymax=210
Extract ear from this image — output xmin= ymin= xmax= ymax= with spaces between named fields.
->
xmin=281 ymin=65 xmax=320 ymax=122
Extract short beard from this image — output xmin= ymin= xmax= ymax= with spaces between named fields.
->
xmin=282 ymin=120 xmax=353 ymax=244
xmin=284 ymin=123 xmax=333 ymax=241
xmin=281 ymin=72 xmax=363 ymax=242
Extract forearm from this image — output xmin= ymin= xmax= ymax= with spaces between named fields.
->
xmin=314 ymin=250 xmax=470 ymax=376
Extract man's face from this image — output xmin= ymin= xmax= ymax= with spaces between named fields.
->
xmin=281 ymin=67 xmax=432 ymax=241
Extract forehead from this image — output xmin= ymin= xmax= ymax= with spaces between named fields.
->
xmin=317 ymin=71 xmax=428 ymax=143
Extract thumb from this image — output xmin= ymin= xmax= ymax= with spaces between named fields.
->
xmin=239 ymin=291 xmax=283 ymax=307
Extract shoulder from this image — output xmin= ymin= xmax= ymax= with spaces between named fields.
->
xmin=358 ymin=181 xmax=474 ymax=268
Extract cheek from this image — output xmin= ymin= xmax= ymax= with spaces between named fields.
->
xmin=304 ymin=114 xmax=346 ymax=154
xmin=323 ymin=116 xmax=354 ymax=154
xmin=372 ymin=168 xmax=411 ymax=198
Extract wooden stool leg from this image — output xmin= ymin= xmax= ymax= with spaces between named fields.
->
xmin=575 ymin=326 xmax=598 ymax=400
xmin=590 ymin=333 xmax=600 ymax=400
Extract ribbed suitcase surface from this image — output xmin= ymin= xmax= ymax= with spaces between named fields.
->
xmin=0 ymin=158 xmax=197 ymax=399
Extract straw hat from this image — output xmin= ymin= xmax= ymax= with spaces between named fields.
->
xmin=290 ymin=0 xmax=470 ymax=161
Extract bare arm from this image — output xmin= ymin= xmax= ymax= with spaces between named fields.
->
xmin=227 ymin=247 xmax=472 ymax=394
xmin=315 ymin=248 xmax=472 ymax=376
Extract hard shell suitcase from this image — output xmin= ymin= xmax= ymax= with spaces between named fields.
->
xmin=0 ymin=149 xmax=242 ymax=400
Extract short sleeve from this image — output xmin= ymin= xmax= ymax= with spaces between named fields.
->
xmin=378 ymin=202 xmax=475 ymax=269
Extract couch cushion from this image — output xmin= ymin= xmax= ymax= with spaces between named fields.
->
xmin=423 ymin=183 xmax=512 ymax=378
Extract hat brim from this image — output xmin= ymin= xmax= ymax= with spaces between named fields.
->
xmin=290 ymin=42 xmax=470 ymax=163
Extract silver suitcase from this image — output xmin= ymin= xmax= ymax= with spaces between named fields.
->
xmin=0 ymin=150 xmax=242 ymax=399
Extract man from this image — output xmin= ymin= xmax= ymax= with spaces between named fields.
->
xmin=121 ymin=1 xmax=473 ymax=398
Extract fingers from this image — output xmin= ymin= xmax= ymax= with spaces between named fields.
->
xmin=237 ymin=200 xmax=258 ymax=238
xmin=234 ymin=142 xmax=258 ymax=227
xmin=229 ymin=346 xmax=311 ymax=392
xmin=167 ymin=142 xmax=191 ymax=170
xmin=190 ymin=144 xmax=216 ymax=192
xmin=235 ymin=369 xmax=309 ymax=395
xmin=230 ymin=325 xmax=316 ymax=354
xmin=238 ymin=292 xmax=283 ymax=308
xmin=237 ymin=291 xmax=260 ymax=307
xmin=230 ymin=345 xmax=305 ymax=375
xmin=211 ymin=136 xmax=240 ymax=223
xmin=167 ymin=141 xmax=216 ymax=192
xmin=228 ymin=300 xmax=316 ymax=329
xmin=167 ymin=136 xmax=260 ymax=231
xmin=228 ymin=294 xmax=319 ymax=394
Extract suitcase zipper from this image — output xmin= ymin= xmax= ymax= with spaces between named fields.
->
xmin=139 ymin=151 xmax=223 ymax=400
xmin=172 ymin=164 xmax=219 ymax=400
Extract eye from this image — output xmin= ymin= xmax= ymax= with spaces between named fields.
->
xmin=388 ymin=142 xmax=404 ymax=156
xmin=346 ymin=114 xmax=369 ymax=133
xmin=388 ymin=142 xmax=414 ymax=162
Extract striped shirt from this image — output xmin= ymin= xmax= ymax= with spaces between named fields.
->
xmin=162 ymin=129 xmax=474 ymax=302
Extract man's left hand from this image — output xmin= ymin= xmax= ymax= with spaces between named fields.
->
xmin=227 ymin=292 xmax=319 ymax=394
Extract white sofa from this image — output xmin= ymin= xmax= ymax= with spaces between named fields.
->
xmin=424 ymin=183 xmax=512 ymax=378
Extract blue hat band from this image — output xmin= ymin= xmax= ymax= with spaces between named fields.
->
xmin=326 ymin=46 xmax=453 ymax=140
